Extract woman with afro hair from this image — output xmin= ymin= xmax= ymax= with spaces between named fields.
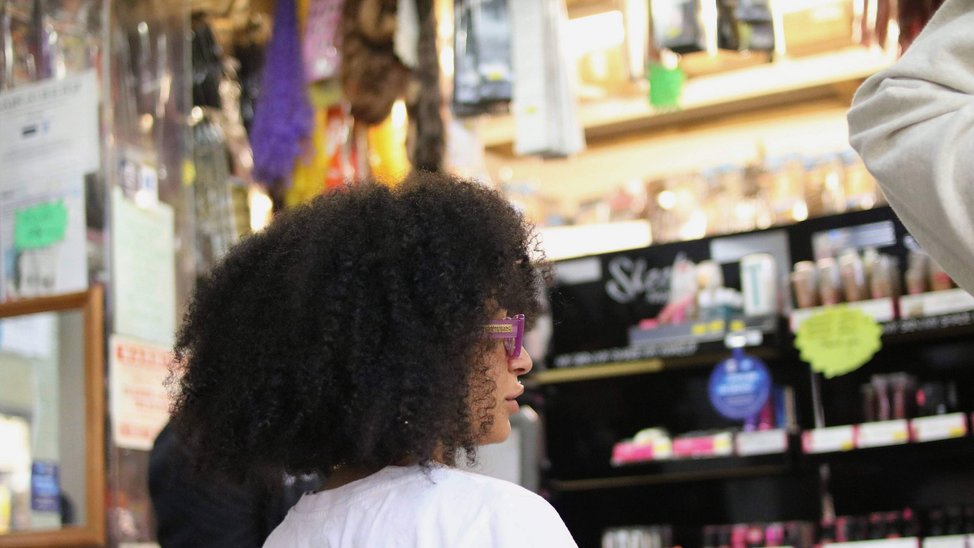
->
xmin=168 ymin=170 xmax=577 ymax=547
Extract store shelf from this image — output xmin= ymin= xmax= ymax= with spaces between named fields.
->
xmin=801 ymin=432 xmax=974 ymax=469
xmin=825 ymin=538 xmax=921 ymax=548
xmin=549 ymin=459 xmax=792 ymax=492
xmin=881 ymin=309 xmax=974 ymax=345
xmin=531 ymin=344 xmax=780 ymax=385
xmin=539 ymin=314 xmax=785 ymax=385
xmin=549 ymin=424 xmax=973 ymax=492
xmin=480 ymin=46 xmax=894 ymax=149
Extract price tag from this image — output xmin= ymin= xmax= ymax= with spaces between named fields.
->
xmin=735 ymin=429 xmax=789 ymax=456
xmin=825 ymin=538 xmax=919 ymax=548
xmin=803 ymin=425 xmax=856 ymax=454
xmin=910 ymin=413 xmax=968 ymax=443
xmin=923 ymin=535 xmax=968 ymax=548
xmin=672 ymin=432 xmax=734 ymax=458
xmin=857 ymin=419 xmax=910 ymax=448
xmin=795 ymin=307 xmax=882 ymax=378
xmin=611 ymin=441 xmax=656 ymax=465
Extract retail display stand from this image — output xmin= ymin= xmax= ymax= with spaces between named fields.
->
xmin=536 ymin=207 xmax=974 ymax=547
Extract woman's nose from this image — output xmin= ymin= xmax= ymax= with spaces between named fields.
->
xmin=510 ymin=347 xmax=533 ymax=376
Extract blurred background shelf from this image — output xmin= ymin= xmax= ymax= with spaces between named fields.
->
xmin=479 ymin=47 xmax=894 ymax=151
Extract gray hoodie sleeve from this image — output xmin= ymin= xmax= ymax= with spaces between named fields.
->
xmin=847 ymin=0 xmax=974 ymax=292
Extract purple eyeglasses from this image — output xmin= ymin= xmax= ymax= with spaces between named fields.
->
xmin=482 ymin=314 xmax=525 ymax=359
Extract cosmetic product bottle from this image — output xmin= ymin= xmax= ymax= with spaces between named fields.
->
xmin=905 ymin=251 xmax=929 ymax=295
xmin=916 ymin=382 xmax=947 ymax=416
xmin=962 ymin=506 xmax=974 ymax=535
xmin=868 ymin=512 xmax=886 ymax=539
xmin=902 ymin=508 xmax=920 ymax=538
xmin=884 ymin=511 xmax=902 ymax=538
xmin=947 ymin=506 xmax=965 ymax=535
xmin=791 ymin=261 xmax=819 ymax=309
xmin=871 ymin=375 xmax=891 ymax=421
xmin=861 ymin=384 xmax=878 ymax=422
xmin=888 ymin=373 xmax=916 ymax=420
xmin=838 ymin=249 xmax=867 ymax=302
xmin=819 ymin=518 xmax=836 ymax=545
xmin=816 ymin=258 xmax=842 ymax=306
xmin=927 ymin=508 xmax=946 ymax=537
xmin=930 ymin=259 xmax=955 ymax=291
xmin=764 ymin=522 xmax=784 ymax=547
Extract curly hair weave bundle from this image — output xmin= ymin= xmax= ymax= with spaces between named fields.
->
xmin=340 ymin=0 xmax=411 ymax=124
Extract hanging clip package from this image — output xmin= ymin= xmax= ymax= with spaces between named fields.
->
xmin=452 ymin=0 xmax=514 ymax=117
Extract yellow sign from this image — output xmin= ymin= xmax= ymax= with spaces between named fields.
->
xmin=795 ymin=307 xmax=882 ymax=378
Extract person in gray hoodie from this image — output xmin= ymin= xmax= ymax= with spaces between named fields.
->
xmin=848 ymin=0 xmax=974 ymax=292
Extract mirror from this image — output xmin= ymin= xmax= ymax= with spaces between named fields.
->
xmin=0 ymin=287 xmax=105 ymax=547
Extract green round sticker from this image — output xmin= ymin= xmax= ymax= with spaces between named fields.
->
xmin=795 ymin=307 xmax=882 ymax=378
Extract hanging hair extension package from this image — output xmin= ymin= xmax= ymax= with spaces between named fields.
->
xmin=452 ymin=0 xmax=514 ymax=117
xmin=510 ymin=0 xmax=585 ymax=157
xmin=650 ymin=0 xmax=709 ymax=54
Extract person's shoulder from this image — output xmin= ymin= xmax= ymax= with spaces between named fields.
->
xmin=434 ymin=468 xmax=566 ymax=522
xmin=434 ymin=467 xmax=540 ymax=501
xmin=435 ymin=469 xmax=578 ymax=547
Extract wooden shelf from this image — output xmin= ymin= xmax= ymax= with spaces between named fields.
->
xmin=479 ymin=46 xmax=894 ymax=150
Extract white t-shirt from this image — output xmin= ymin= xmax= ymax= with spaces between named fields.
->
xmin=263 ymin=465 xmax=578 ymax=548
xmin=848 ymin=0 xmax=974 ymax=293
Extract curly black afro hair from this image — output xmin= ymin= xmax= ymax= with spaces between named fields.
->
xmin=170 ymin=171 xmax=543 ymax=481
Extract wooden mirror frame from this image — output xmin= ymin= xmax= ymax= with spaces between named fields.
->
xmin=0 ymin=286 xmax=105 ymax=547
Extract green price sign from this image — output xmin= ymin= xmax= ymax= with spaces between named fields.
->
xmin=14 ymin=201 xmax=69 ymax=250
xmin=795 ymin=307 xmax=883 ymax=378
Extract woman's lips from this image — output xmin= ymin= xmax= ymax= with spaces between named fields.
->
xmin=504 ymin=386 xmax=524 ymax=413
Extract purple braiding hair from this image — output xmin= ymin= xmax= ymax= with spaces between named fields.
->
xmin=250 ymin=0 xmax=313 ymax=187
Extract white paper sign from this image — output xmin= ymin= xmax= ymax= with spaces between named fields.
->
xmin=110 ymin=335 xmax=173 ymax=451
xmin=0 ymin=175 xmax=88 ymax=301
xmin=0 ymin=313 xmax=56 ymax=359
xmin=111 ymin=187 xmax=176 ymax=347
xmin=0 ymin=71 xmax=100 ymax=189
